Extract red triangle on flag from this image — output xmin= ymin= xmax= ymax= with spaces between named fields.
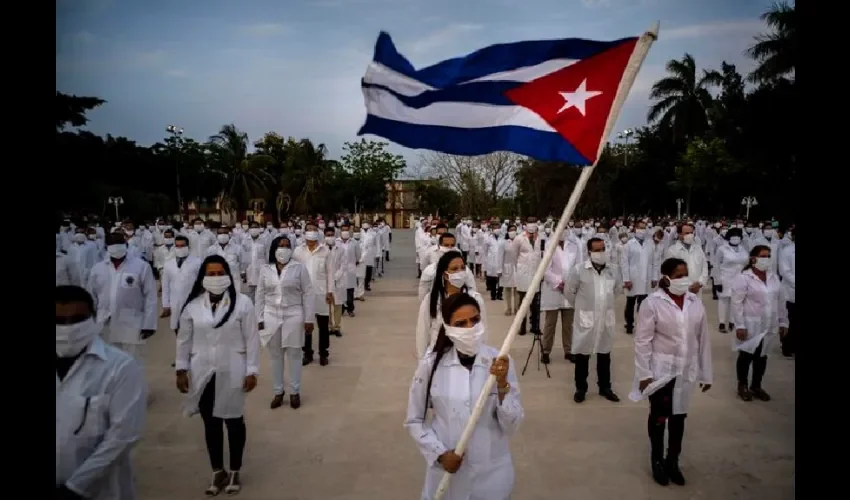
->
xmin=504 ymin=39 xmax=637 ymax=164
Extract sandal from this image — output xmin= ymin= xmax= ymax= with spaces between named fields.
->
xmin=205 ymin=470 xmax=229 ymax=496
xmin=224 ymin=471 xmax=241 ymax=495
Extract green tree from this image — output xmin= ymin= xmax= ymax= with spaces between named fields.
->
xmin=746 ymin=2 xmax=797 ymax=84
xmin=56 ymin=91 xmax=106 ymax=130
xmin=339 ymin=139 xmax=406 ymax=212
xmin=647 ymin=54 xmax=722 ymax=142
xmin=414 ymin=180 xmax=460 ymax=217
xmin=207 ymin=124 xmax=276 ymax=212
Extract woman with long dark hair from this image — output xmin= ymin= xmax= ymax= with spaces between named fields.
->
xmin=630 ymin=257 xmax=713 ymax=487
xmin=176 ymin=255 xmax=260 ymax=495
xmin=731 ymin=244 xmax=788 ymax=402
xmin=415 ymin=251 xmax=487 ymax=359
xmin=405 ymin=293 xmax=523 ymax=500
xmin=713 ymin=227 xmax=749 ymax=333
xmin=255 ymin=235 xmax=314 ymax=410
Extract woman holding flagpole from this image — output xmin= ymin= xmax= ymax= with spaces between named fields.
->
xmin=405 ymin=292 xmax=523 ymax=500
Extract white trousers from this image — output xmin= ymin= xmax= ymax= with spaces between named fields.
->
xmin=267 ymin=346 xmax=302 ymax=395
xmin=355 ymin=277 xmax=365 ymax=298
xmin=717 ymin=297 xmax=732 ymax=325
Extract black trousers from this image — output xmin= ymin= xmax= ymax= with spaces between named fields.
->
xmin=624 ymin=294 xmax=648 ymax=330
xmin=365 ymin=266 xmax=373 ymax=290
xmin=574 ymin=352 xmax=611 ymax=392
xmin=647 ymin=379 xmax=686 ymax=461
xmin=199 ymin=374 xmax=247 ymax=471
xmin=485 ymin=276 xmax=503 ymax=300
xmin=781 ymin=301 xmax=796 ymax=356
xmin=517 ymin=290 xmax=542 ymax=334
xmin=343 ymin=288 xmax=355 ymax=313
xmin=737 ymin=340 xmax=767 ymax=387
xmin=385 ymin=250 xmax=390 ymax=262
xmin=303 ymin=314 xmax=331 ymax=358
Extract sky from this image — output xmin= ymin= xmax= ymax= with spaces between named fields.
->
xmin=56 ymin=0 xmax=772 ymax=165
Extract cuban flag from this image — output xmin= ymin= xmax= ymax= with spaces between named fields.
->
xmin=358 ymin=32 xmax=639 ymax=166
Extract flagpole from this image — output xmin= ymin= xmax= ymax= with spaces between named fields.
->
xmin=433 ymin=22 xmax=660 ymax=500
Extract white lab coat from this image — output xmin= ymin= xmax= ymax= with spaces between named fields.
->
xmin=663 ymin=241 xmax=709 ymax=287
xmin=255 ymin=262 xmax=315 ymax=348
xmin=482 ymin=235 xmax=504 ymax=277
xmin=337 ymin=238 xmax=361 ymax=289
xmin=161 ymin=255 xmax=202 ymax=331
xmin=620 ymin=238 xmax=661 ymax=297
xmin=713 ymin=244 xmax=748 ymax=298
xmin=778 ymin=243 xmax=795 ymax=303
xmin=564 ymin=260 xmax=623 ymax=355
xmin=243 ymin=236 xmax=269 ymax=286
xmin=176 ymin=292 xmax=260 ymax=419
xmin=56 ymin=337 xmax=147 ymax=500
xmin=205 ymin=242 xmax=243 ymax=277
xmin=355 ymin=238 xmax=368 ymax=279
xmin=419 ymin=263 xmax=478 ymax=302
xmin=67 ymin=241 xmax=99 ymax=284
xmin=541 ymin=241 xmax=579 ymax=311
xmin=731 ymin=270 xmax=788 ymax=356
xmin=629 ymin=290 xmax=713 ymax=414
xmin=404 ymin=346 xmax=523 ymax=500
xmin=152 ymin=244 xmax=174 ymax=273
xmin=57 ymin=251 xmax=82 ymax=287
xmin=361 ymin=230 xmax=378 ymax=263
xmin=87 ymin=257 xmax=158 ymax=346
xmin=511 ymin=232 xmax=543 ymax=293
xmin=189 ymin=230 xmax=216 ymax=259
xmin=294 ymin=244 xmax=333 ymax=316
xmin=499 ymin=239 xmax=517 ymax=288
xmin=415 ymin=291 xmax=488 ymax=359
xmin=327 ymin=244 xmax=347 ymax=305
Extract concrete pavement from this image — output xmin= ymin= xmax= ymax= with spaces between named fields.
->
xmin=135 ymin=230 xmax=794 ymax=499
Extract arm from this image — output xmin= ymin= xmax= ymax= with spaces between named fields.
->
xmin=730 ymin=274 xmax=747 ymax=329
xmin=300 ymin=265 xmax=316 ymax=320
xmin=415 ymin=298 xmax=432 ymax=359
xmin=403 ymin=358 xmax=448 ymax=467
xmin=619 ymin=244 xmax=631 ymax=283
xmin=543 ymin=258 xmax=560 ymax=289
xmin=418 ymin=271 xmax=433 ymax=302
xmin=697 ymin=309 xmax=713 ymax=385
xmin=633 ymin=298 xmax=656 ymax=382
xmin=715 ymin=249 xmax=726 ymax=287
xmin=65 ymin=359 xmax=148 ymax=498
xmin=779 ymin=250 xmax=795 ymax=288
xmin=777 ymin=284 xmax=789 ymax=329
xmin=241 ymin=299 xmax=260 ymax=376
xmin=161 ymin=266 xmax=172 ymax=308
xmin=175 ymin=308 xmax=194 ymax=371
xmin=563 ymin=265 xmax=580 ymax=305
xmin=698 ymin=249 xmax=709 ymax=286
xmin=139 ymin=264 xmax=158 ymax=331
xmin=254 ymin=270 xmax=266 ymax=324
xmin=494 ymin=355 xmax=524 ymax=435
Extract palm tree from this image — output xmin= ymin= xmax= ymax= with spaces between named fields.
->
xmin=283 ymin=138 xmax=334 ymax=214
xmin=647 ymin=54 xmax=722 ymax=142
xmin=207 ymin=124 xmax=276 ymax=213
xmin=746 ymin=2 xmax=796 ymax=84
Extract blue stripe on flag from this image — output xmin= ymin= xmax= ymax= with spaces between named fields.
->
xmin=358 ymin=115 xmax=592 ymax=165
xmin=360 ymin=80 xmax=518 ymax=108
xmin=373 ymin=31 xmax=637 ymax=89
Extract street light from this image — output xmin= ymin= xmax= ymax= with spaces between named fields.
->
xmin=616 ymin=128 xmax=634 ymax=166
xmin=166 ymin=125 xmax=185 ymax=221
xmin=108 ymin=196 xmax=124 ymax=221
xmin=741 ymin=196 xmax=758 ymax=220
xmin=675 ymin=198 xmax=684 ymax=220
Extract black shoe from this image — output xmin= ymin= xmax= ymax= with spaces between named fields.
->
xmin=651 ymin=460 xmax=670 ymax=486
xmin=625 ymin=326 xmax=634 ymax=335
xmin=333 ymin=330 xmax=343 ymax=338
xmin=728 ymin=323 xmax=735 ymax=331
xmin=666 ymin=457 xmax=685 ymax=485
xmin=519 ymin=331 xmax=527 ymax=336
xmin=302 ymin=355 xmax=314 ymax=366
xmin=565 ymin=353 xmax=576 ymax=363
xmin=320 ymin=357 xmax=329 ymax=366
xmin=718 ymin=324 xmax=727 ymax=333
xmin=574 ymin=391 xmax=586 ymax=403
xmin=600 ymin=389 xmax=620 ymax=402
xmin=541 ymin=353 xmax=550 ymax=364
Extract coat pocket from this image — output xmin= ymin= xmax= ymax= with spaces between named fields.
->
xmin=229 ymin=350 xmax=248 ymax=389
xmin=577 ymin=310 xmax=595 ymax=329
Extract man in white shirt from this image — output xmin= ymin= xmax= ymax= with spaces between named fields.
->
xmin=663 ymin=223 xmax=708 ymax=297
xmin=56 ymin=285 xmax=147 ymax=500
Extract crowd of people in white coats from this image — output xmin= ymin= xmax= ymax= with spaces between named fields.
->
xmin=55 ymin=215 xmax=392 ymax=498
xmin=408 ymin=214 xmax=795 ymax=497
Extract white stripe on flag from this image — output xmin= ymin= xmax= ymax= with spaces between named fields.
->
xmin=464 ymin=58 xmax=577 ymax=83
xmin=363 ymin=86 xmax=556 ymax=132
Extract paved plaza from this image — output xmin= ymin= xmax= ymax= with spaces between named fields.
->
xmin=135 ymin=230 xmax=795 ymax=500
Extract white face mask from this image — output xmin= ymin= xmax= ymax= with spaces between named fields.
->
xmin=242 ymin=224 xmax=249 ymax=230
xmin=754 ymin=257 xmax=771 ymax=272
xmin=492 ymin=228 xmax=500 ymax=235
xmin=318 ymin=224 xmax=326 ymax=230
xmin=682 ymin=233 xmax=695 ymax=244
xmin=341 ymin=231 xmax=350 ymax=240
xmin=362 ymin=224 xmax=370 ymax=230
xmin=194 ymin=224 xmax=204 ymax=232
xmin=544 ymin=227 xmax=552 ymax=235
xmin=430 ymin=236 xmax=438 ymax=245
xmin=87 ymin=234 xmax=97 ymax=240
xmin=73 ymin=233 xmax=86 ymax=243
xmin=438 ymin=246 xmax=454 ymax=254
xmin=107 ymin=244 xmax=127 ymax=259
xmin=174 ymin=247 xmax=190 ymax=258
xmin=202 ymin=275 xmax=231 ymax=295
xmin=164 ymin=238 xmax=175 ymax=246
xmin=135 ymin=228 xmax=143 ymax=236
xmin=526 ymin=223 xmax=538 ymax=233
xmin=445 ymin=271 xmax=466 ymax=288
xmin=590 ymin=251 xmax=607 ymax=265
xmin=729 ymin=236 xmax=742 ymax=246
xmin=217 ymin=234 xmax=230 ymax=244
xmin=666 ymin=276 xmax=691 ymax=296
xmin=507 ymin=231 xmax=517 ymax=239
xmin=634 ymin=228 xmax=646 ymax=239
xmin=325 ymin=236 xmax=335 ymax=246
xmin=249 ymin=228 xmax=261 ymax=237
xmin=305 ymin=231 xmax=319 ymax=241
xmin=444 ymin=322 xmax=485 ymax=356
xmin=620 ymin=237 xmax=628 ymax=244
xmin=275 ymin=247 xmax=293 ymax=264
xmin=763 ymin=229 xmax=775 ymax=238
xmin=56 ymin=318 xmax=102 ymax=357
xmin=353 ymin=233 xmax=361 ymax=240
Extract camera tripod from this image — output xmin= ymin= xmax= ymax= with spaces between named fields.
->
xmin=521 ymin=332 xmax=551 ymax=378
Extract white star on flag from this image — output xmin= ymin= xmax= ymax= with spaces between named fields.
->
xmin=557 ymin=79 xmax=603 ymax=116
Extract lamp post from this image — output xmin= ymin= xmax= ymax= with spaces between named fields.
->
xmin=108 ymin=196 xmax=124 ymax=221
xmin=616 ymin=128 xmax=634 ymax=166
xmin=675 ymin=198 xmax=684 ymax=220
xmin=741 ymin=196 xmax=758 ymax=220
xmin=166 ymin=125 xmax=185 ymax=221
